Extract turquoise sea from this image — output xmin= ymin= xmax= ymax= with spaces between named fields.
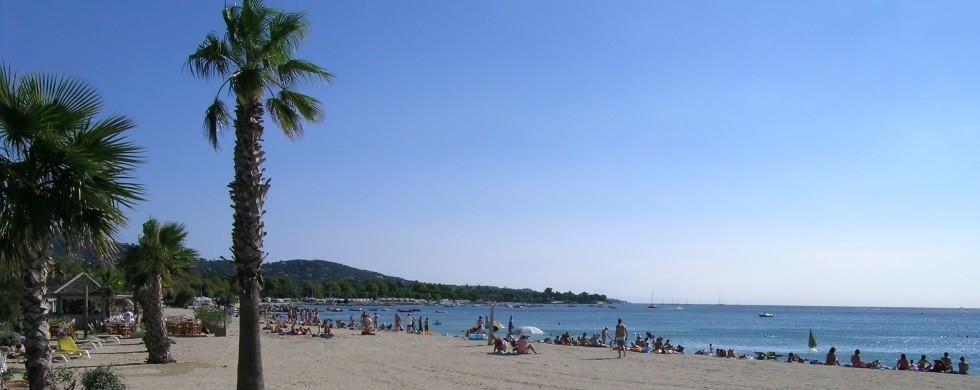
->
xmin=302 ymin=303 xmax=979 ymax=373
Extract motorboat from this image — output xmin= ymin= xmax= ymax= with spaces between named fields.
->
xmin=758 ymin=312 xmax=774 ymax=318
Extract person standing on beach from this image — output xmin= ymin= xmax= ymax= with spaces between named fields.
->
xmin=394 ymin=313 xmax=402 ymax=332
xmin=614 ymin=319 xmax=628 ymax=358
xmin=408 ymin=314 xmax=416 ymax=332
xmin=424 ymin=317 xmax=430 ymax=333
xmin=601 ymin=327 xmax=609 ymax=346
xmin=477 ymin=315 xmax=484 ymax=331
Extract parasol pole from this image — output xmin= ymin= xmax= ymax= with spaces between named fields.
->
xmin=487 ymin=303 xmax=495 ymax=346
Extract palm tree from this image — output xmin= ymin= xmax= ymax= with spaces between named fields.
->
xmin=187 ymin=1 xmax=331 ymax=388
xmin=0 ymin=64 xmax=143 ymax=389
xmin=92 ymin=266 xmax=125 ymax=320
xmin=118 ymin=218 xmax=197 ymax=364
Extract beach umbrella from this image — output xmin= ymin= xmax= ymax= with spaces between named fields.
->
xmin=511 ymin=326 xmax=545 ymax=336
xmin=808 ymin=329 xmax=818 ymax=351
xmin=490 ymin=321 xmax=504 ymax=330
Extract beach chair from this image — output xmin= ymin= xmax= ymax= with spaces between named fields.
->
xmin=55 ymin=337 xmax=91 ymax=359
xmin=87 ymin=324 xmax=121 ymax=344
xmin=69 ymin=333 xmax=102 ymax=349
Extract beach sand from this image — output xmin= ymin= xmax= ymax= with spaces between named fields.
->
xmin=37 ymin=308 xmax=978 ymax=389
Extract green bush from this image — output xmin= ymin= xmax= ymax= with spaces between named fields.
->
xmin=0 ymin=330 xmax=19 ymax=348
xmin=194 ymin=306 xmax=227 ymax=328
xmin=53 ymin=366 xmax=77 ymax=390
xmin=80 ymin=365 xmax=126 ymax=390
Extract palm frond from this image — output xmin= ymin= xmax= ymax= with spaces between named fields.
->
xmin=203 ymin=98 xmax=230 ymax=149
xmin=264 ymin=11 xmax=307 ymax=61
xmin=187 ymin=33 xmax=233 ymax=79
xmin=276 ymin=60 xmax=333 ymax=88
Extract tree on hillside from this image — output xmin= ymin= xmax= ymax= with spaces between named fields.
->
xmin=0 ymin=64 xmax=143 ymax=389
xmin=186 ymin=1 xmax=332 ymax=387
xmin=118 ymin=218 xmax=197 ymax=364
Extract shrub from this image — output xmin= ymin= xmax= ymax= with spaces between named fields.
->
xmin=53 ymin=366 xmax=77 ymax=390
xmin=80 ymin=365 xmax=126 ymax=390
xmin=0 ymin=330 xmax=19 ymax=348
xmin=194 ymin=306 xmax=227 ymax=328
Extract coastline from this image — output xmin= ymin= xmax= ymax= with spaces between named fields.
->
xmin=29 ymin=308 xmax=977 ymax=389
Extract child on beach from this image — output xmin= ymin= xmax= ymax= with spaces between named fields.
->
xmin=896 ymin=354 xmax=910 ymax=370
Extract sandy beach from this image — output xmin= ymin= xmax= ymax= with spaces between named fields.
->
xmin=32 ymin=308 xmax=977 ymax=389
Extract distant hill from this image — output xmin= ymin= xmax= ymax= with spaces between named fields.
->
xmin=195 ymin=258 xmax=409 ymax=283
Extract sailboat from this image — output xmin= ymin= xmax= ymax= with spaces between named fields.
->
xmin=808 ymin=329 xmax=818 ymax=352
xmin=648 ymin=291 xmax=658 ymax=309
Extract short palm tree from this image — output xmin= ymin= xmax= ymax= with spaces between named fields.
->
xmin=187 ymin=1 xmax=331 ymax=388
xmin=0 ymin=64 xmax=143 ymax=389
xmin=93 ymin=266 xmax=125 ymax=320
xmin=118 ymin=218 xmax=197 ymax=364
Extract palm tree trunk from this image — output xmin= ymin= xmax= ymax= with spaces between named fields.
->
xmin=231 ymin=99 xmax=267 ymax=390
xmin=142 ymin=274 xmax=173 ymax=363
xmin=19 ymin=246 xmax=54 ymax=390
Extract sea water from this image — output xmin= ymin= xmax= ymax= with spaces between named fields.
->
xmin=305 ymin=303 xmax=979 ymax=373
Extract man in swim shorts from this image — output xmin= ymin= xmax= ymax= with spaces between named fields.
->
xmin=614 ymin=318 xmax=628 ymax=358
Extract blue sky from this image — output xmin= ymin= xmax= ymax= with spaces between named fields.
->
xmin=4 ymin=1 xmax=979 ymax=308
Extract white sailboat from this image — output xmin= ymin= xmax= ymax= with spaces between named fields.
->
xmin=648 ymin=291 xmax=657 ymax=309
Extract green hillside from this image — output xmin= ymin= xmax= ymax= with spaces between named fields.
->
xmin=195 ymin=258 xmax=408 ymax=283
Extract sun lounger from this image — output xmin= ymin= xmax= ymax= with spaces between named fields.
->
xmin=87 ymin=324 xmax=121 ymax=343
xmin=56 ymin=337 xmax=91 ymax=359
xmin=70 ymin=334 xmax=101 ymax=349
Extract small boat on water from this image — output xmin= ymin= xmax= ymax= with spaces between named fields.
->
xmin=349 ymin=308 xmax=363 ymax=311
xmin=397 ymin=308 xmax=421 ymax=313
xmin=648 ymin=304 xmax=658 ymax=309
xmin=328 ymin=308 xmax=343 ymax=312
xmin=758 ymin=312 xmax=774 ymax=318
xmin=435 ymin=310 xmax=447 ymax=313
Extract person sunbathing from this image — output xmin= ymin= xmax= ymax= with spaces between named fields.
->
xmin=917 ymin=355 xmax=931 ymax=371
xmin=896 ymin=354 xmax=910 ymax=370
xmin=787 ymin=353 xmax=799 ymax=363
xmin=959 ymin=356 xmax=969 ymax=375
xmin=850 ymin=349 xmax=880 ymax=368
xmin=825 ymin=347 xmax=840 ymax=365
xmin=559 ymin=332 xmax=571 ymax=346
xmin=517 ymin=336 xmax=538 ymax=354
xmin=492 ymin=336 xmax=509 ymax=354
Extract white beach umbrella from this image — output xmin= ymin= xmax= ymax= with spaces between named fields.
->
xmin=511 ymin=326 xmax=545 ymax=336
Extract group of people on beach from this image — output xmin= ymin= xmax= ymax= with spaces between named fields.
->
xmin=826 ymin=348 xmax=969 ymax=374
xmin=392 ymin=312 xmax=432 ymax=334
xmin=260 ymin=305 xmax=445 ymax=339
xmin=892 ymin=352 xmax=969 ymax=374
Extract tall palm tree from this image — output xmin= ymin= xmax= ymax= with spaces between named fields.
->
xmin=187 ymin=1 xmax=331 ymax=388
xmin=0 ymin=64 xmax=143 ymax=389
xmin=118 ymin=218 xmax=197 ymax=364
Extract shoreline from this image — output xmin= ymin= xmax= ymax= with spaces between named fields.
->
xmin=17 ymin=307 xmax=975 ymax=389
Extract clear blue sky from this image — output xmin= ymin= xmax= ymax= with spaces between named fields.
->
xmin=4 ymin=1 xmax=979 ymax=308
